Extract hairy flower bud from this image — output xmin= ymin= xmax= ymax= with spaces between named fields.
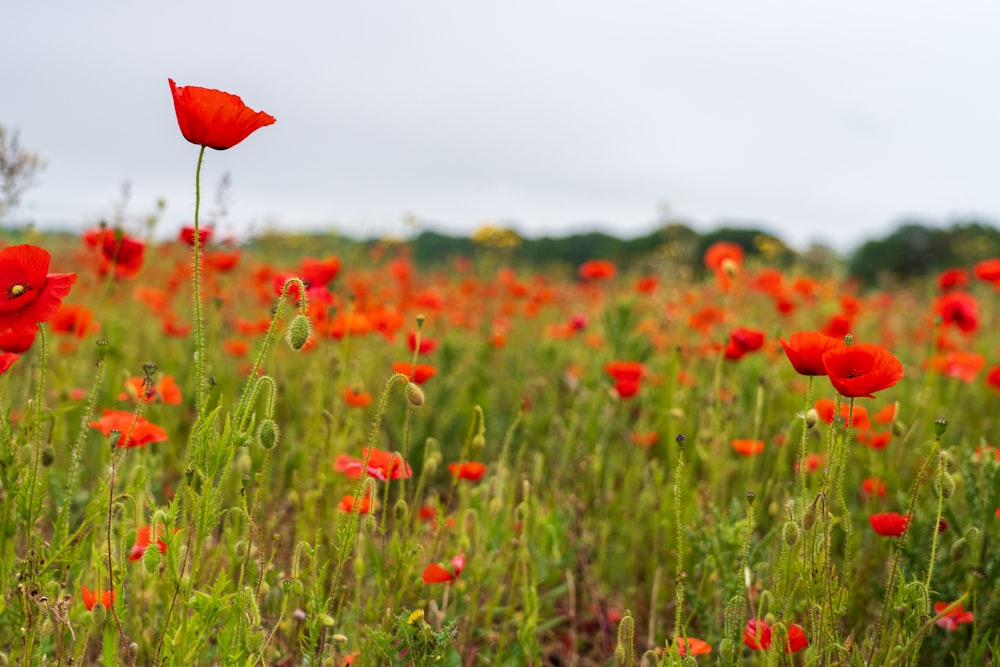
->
xmin=783 ymin=521 xmax=801 ymax=547
xmin=142 ymin=539 xmax=162 ymax=574
xmin=286 ymin=314 xmax=311 ymax=351
xmin=257 ymin=419 xmax=279 ymax=450
xmin=802 ymin=503 xmax=817 ymax=531
xmin=950 ymin=538 xmax=967 ymax=562
xmin=406 ymin=382 xmax=425 ymax=407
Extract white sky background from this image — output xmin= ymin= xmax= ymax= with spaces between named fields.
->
xmin=3 ymin=1 xmax=1000 ymax=252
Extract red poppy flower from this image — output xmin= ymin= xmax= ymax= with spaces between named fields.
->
xmin=448 ymin=461 xmax=487 ymax=481
xmin=89 ymin=409 xmax=168 ymax=448
xmin=630 ymin=431 xmax=660 ymax=448
xmin=935 ymin=292 xmax=979 ymax=334
xmin=822 ymin=344 xmax=904 ymax=398
xmin=299 ymin=256 xmax=340 ymax=287
xmin=0 ymin=352 xmax=18 ymax=375
xmin=704 ymin=241 xmax=743 ymax=272
xmin=973 ymin=257 xmax=1000 ymax=283
xmin=869 ymin=512 xmax=911 ymax=537
xmin=168 ymin=79 xmax=275 ymax=150
xmin=675 ymin=637 xmax=712 ymax=656
xmin=407 ymin=331 xmax=437 ymax=355
xmin=725 ymin=327 xmax=765 ymax=360
xmin=605 ymin=360 xmax=644 ymax=398
xmin=81 ymin=584 xmax=114 ymax=611
xmin=342 ymin=387 xmax=372 ymax=408
xmin=743 ymin=620 xmax=808 ymax=653
xmin=179 ymin=225 xmax=212 ymax=247
xmin=0 ymin=245 xmax=77 ymax=335
xmin=732 ymin=439 xmax=765 ymax=456
xmin=50 ymin=304 xmax=97 ymax=338
xmin=937 ymin=268 xmax=968 ymax=292
xmin=203 ymin=249 xmax=242 ymax=272
xmin=743 ymin=619 xmax=771 ymax=650
xmin=360 ymin=447 xmax=412 ymax=481
xmin=780 ymin=332 xmax=843 ymax=376
xmin=934 ymin=601 xmax=974 ymax=630
xmin=84 ymin=228 xmax=145 ymax=278
xmin=577 ymin=259 xmax=617 ymax=281
xmin=392 ymin=362 xmax=436 ymax=384
xmin=128 ymin=525 xmax=171 ymax=561
xmin=636 ymin=276 xmax=658 ymax=293
xmin=813 ymin=399 xmax=870 ymax=430
xmin=0 ymin=327 xmax=37 ymax=352
xmin=821 ymin=313 xmax=853 ymax=339
xmin=338 ymin=494 xmax=374 ymax=514
xmin=861 ymin=477 xmax=887 ymax=497
xmin=223 ymin=338 xmax=250 ymax=356
xmin=421 ymin=554 xmax=465 ymax=584
xmin=118 ymin=376 xmax=182 ymax=405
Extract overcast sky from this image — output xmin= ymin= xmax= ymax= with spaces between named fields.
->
xmin=4 ymin=1 xmax=1000 ymax=252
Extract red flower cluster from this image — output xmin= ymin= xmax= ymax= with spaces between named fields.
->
xmin=781 ymin=332 xmax=904 ymax=399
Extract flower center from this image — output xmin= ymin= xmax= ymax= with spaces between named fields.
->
xmin=6 ymin=282 xmax=31 ymax=300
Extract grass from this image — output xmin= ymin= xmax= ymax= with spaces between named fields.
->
xmin=0 ymin=224 xmax=998 ymax=667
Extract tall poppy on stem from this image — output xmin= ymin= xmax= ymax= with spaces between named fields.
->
xmin=823 ymin=343 xmax=904 ymax=399
xmin=168 ymin=78 xmax=275 ymax=415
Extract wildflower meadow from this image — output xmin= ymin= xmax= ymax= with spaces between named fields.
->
xmin=1 ymin=80 xmax=999 ymax=666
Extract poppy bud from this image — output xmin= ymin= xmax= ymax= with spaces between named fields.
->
xmin=746 ymin=491 xmax=756 ymax=506
xmin=719 ymin=638 xmax=735 ymax=663
xmin=41 ymin=447 xmax=54 ymax=467
xmin=783 ymin=521 xmax=800 ymax=547
xmin=806 ymin=409 xmax=818 ymax=429
xmin=364 ymin=515 xmax=377 ymax=534
xmin=91 ymin=602 xmax=107 ymax=626
xmin=406 ymin=383 xmax=425 ymax=407
xmin=892 ymin=420 xmax=905 ymax=436
xmin=472 ymin=433 xmax=486 ymax=450
xmin=142 ymin=539 xmax=161 ymax=574
xmin=946 ymin=537 xmax=966 ymax=563
xmin=394 ymin=498 xmax=409 ymax=520
xmin=934 ymin=417 xmax=949 ymax=438
xmin=802 ymin=504 xmax=817 ymax=531
xmin=244 ymin=628 xmax=265 ymax=653
xmin=240 ymin=586 xmax=260 ymax=625
xmin=286 ymin=314 xmax=311 ymax=351
xmin=291 ymin=579 xmax=304 ymax=596
xmin=257 ymin=419 xmax=279 ymax=450
xmin=935 ymin=471 xmax=956 ymax=500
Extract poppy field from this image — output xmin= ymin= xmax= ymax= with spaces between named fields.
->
xmin=1 ymin=82 xmax=999 ymax=667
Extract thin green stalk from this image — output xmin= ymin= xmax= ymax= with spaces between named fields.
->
xmin=192 ymin=145 xmax=207 ymax=417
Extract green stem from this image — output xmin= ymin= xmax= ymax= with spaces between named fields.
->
xmin=192 ymin=145 xmax=207 ymax=417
